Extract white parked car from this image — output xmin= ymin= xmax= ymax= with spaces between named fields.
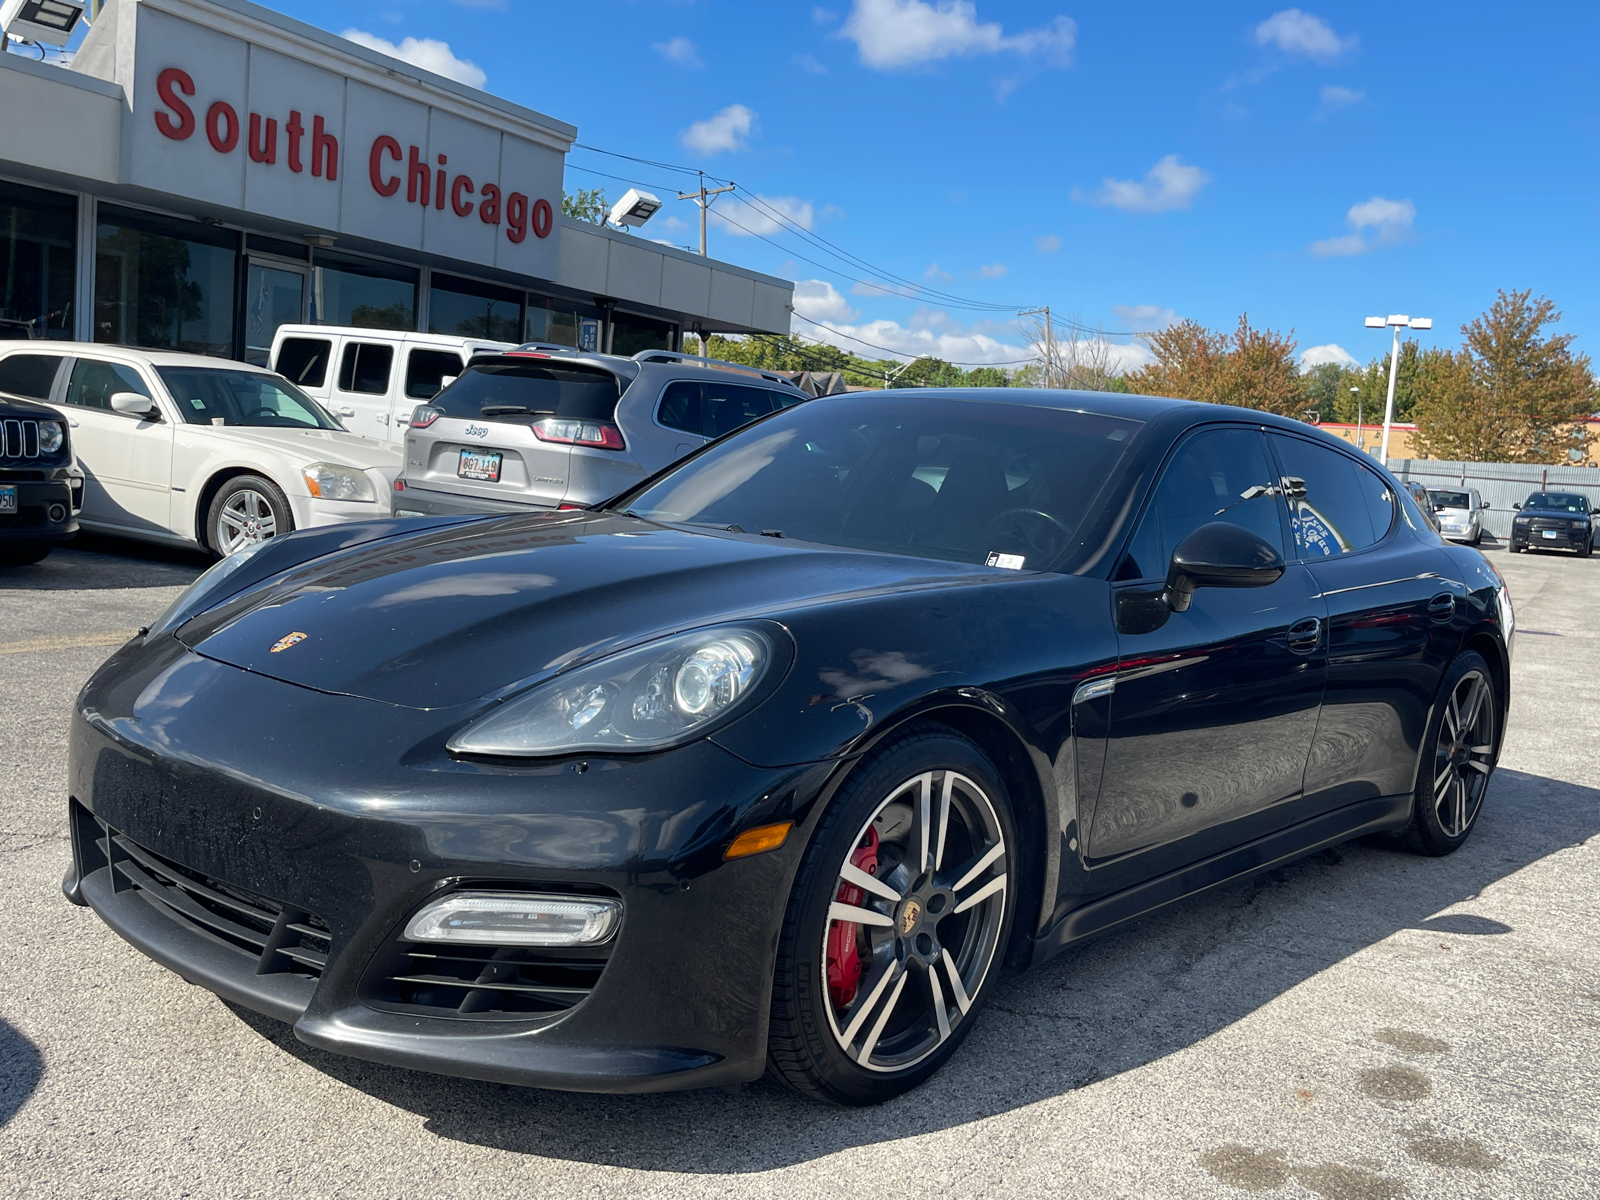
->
xmin=0 ymin=344 xmax=402 ymax=557
xmin=1427 ymin=487 xmax=1489 ymax=545
xmin=270 ymin=326 xmax=513 ymax=444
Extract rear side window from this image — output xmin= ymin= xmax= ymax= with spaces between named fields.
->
xmin=1269 ymin=434 xmax=1394 ymax=558
xmin=430 ymin=361 xmax=621 ymax=423
xmin=65 ymin=359 xmax=151 ymax=410
xmin=338 ymin=342 xmax=394 ymax=395
xmin=656 ymin=380 xmax=794 ymax=438
xmin=656 ymin=381 xmax=701 ymax=435
xmin=276 ymin=338 xmax=332 ymax=388
xmin=0 ymin=354 xmax=64 ymax=400
xmin=405 ymin=349 xmax=465 ymax=399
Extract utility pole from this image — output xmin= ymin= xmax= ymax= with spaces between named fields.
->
xmin=678 ymin=171 xmax=736 ymax=257
xmin=1017 ymin=306 xmax=1055 ymax=387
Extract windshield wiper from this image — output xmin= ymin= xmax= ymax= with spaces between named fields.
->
xmin=480 ymin=404 xmax=532 ymax=415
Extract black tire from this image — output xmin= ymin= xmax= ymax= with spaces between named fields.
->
xmin=1402 ymin=650 xmax=1500 ymax=856
xmin=0 ymin=544 xmax=52 ymax=566
xmin=1579 ymin=538 xmax=1592 ymax=559
xmin=767 ymin=724 xmax=1017 ymax=1105
xmin=205 ymin=475 xmax=293 ymax=558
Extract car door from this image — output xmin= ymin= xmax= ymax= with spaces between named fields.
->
xmin=1087 ymin=425 xmax=1328 ymax=881
xmin=57 ymin=357 xmax=175 ymax=533
xmin=333 ymin=339 xmax=396 ymax=438
xmin=654 ymin=380 xmax=707 ymax=460
xmin=1266 ymin=431 xmax=1463 ymax=809
xmin=273 ymin=334 xmax=335 ymax=411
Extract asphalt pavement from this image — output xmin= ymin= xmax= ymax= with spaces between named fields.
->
xmin=1 ymin=534 xmax=1595 ymax=1199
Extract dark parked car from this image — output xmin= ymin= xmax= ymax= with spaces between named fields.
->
xmin=0 ymin=389 xmax=80 ymax=564
xmin=65 ymin=389 xmax=1512 ymax=1104
xmin=1510 ymin=491 xmax=1594 ymax=556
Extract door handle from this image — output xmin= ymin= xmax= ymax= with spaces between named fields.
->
xmin=1428 ymin=593 xmax=1456 ymax=622
xmin=336 ymin=406 xmax=356 ymax=417
xmin=69 ymin=420 xmax=80 ymax=428
xmin=1286 ymin=616 xmax=1322 ymax=653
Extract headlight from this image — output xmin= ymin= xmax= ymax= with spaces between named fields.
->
xmin=1513 ymin=516 xmax=1530 ymax=524
xmin=145 ymin=539 xmax=274 ymax=637
xmin=302 ymin=462 xmax=376 ymax=502
xmin=448 ymin=625 xmax=783 ymax=757
xmin=37 ymin=421 xmax=64 ymax=453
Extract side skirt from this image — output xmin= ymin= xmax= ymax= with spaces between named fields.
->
xmin=1030 ymin=794 xmax=1410 ymax=964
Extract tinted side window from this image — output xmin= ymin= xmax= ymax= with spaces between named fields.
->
xmin=703 ymin=381 xmax=778 ymax=438
xmin=406 ymin=349 xmax=464 ymax=399
xmin=338 ymin=343 xmax=394 ymax=395
xmin=65 ymin=359 xmax=152 ymax=411
xmin=0 ymin=354 xmax=64 ymax=400
xmin=1120 ymin=427 xmax=1283 ymax=580
xmin=276 ymin=338 xmax=331 ymax=388
xmin=1270 ymin=434 xmax=1392 ymax=557
xmin=657 ymin=381 xmax=702 ymax=435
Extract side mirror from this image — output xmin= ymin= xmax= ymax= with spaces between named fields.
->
xmin=110 ymin=391 xmax=156 ymax=418
xmin=1164 ymin=522 xmax=1285 ymax=613
xmin=1480 ymin=500 xmax=1491 ymax=510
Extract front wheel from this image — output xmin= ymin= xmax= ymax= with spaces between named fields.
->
xmin=1403 ymin=651 xmax=1499 ymax=856
xmin=206 ymin=475 xmax=293 ymax=557
xmin=767 ymin=726 xmax=1016 ymax=1105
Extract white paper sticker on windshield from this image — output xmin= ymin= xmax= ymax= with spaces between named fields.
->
xmin=986 ymin=552 xmax=1026 ymax=570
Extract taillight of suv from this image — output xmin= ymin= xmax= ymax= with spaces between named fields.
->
xmin=411 ymin=404 xmax=443 ymax=429
xmin=531 ymin=418 xmax=626 ymax=450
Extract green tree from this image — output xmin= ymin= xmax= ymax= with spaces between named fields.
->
xmin=562 ymin=188 xmax=607 ymax=224
xmin=1127 ymin=315 xmax=1301 ymax=416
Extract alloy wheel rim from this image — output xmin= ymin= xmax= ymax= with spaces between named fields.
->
xmin=1433 ymin=669 xmax=1495 ymax=838
xmin=821 ymin=770 xmax=1008 ymax=1073
xmin=217 ymin=489 xmax=277 ymax=554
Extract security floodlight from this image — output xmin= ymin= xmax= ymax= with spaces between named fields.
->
xmin=1365 ymin=317 xmax=1386 ymax=328
xmin=1364 ymin=309 xmax=1433 ymax=467
xmin=1385 ymin=314 xmax=1410 ymax=326
xmin=1408 ymin=317 xmax=1433 ymax=330
xmin=609 ymin=189 xmax=662 ymax=229
xmin=0 ymin=0 xmax=86 ymax=46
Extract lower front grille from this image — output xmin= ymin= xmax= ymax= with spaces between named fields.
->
xmin=87 ymin=812 xmax=331 ymax=980
xmin=0 ymin=506 xmax=47 ymax=529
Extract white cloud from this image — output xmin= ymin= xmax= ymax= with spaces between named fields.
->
xmin=1035 ymin=234 xmax=1062 ymax=253
xmin=1310 ymin=195 xmax=1415 ymax=257
xmin=1113 ymin=304 xmax=1179 ymax=330
xmin=1091 ymin=155 xmax=1210 ymax=214
xmin=1299 ymin=343 xmax=1359 ymax=370
xmin=791 ymin=280 xmax=861 ymax=324
xmin=681 ymin=104 xmax=758 ymax=155
xmin=840 ymin=0 xmax=1076 ymax=71
xmin=710 ymin=193 xmax=814 ymax=238
xmin=794 ymin=310 xmax=1028 ymax=366
xmin=971 ymin=262 xmax=1008 ymax=279
xmin=1254 ymin=9 xmax=1357 ymax=63
xmin=340 ymin=30 xmax=486 ymax=88
xmin=794 ymin=53 xmax=829 ymax=74
xmin=1317 ymin=84 xmax=1364 ymax=116
xmin=924 ymin=262 xmax=953 ymax=282
xmin=653 ymin=37 xmax=704 ymax=68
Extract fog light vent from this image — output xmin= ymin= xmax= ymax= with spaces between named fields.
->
xmin=48 ymin=503 xmax=67 ymax=522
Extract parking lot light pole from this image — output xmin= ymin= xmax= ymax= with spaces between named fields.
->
xmin=1365 ymin=314 xmax=1432 ymax=466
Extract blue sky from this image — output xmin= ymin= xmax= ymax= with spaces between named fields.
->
xmin=259 ymin=2 xmax=1600 ymax=370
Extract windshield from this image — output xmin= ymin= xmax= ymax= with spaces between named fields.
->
xmin=1524 ymin=492 xmax=1588 ymax=513
xmin=158 ymin=368 xmax=342 ymax=430
xmin=430 ymin=360 xmax=621 ymax=423
xmin=612 ymin=394 xmax=1142 ymax=570
xmin=1430 ymin=490 xmax=1469 ymax=509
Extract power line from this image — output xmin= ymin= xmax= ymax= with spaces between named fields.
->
xmin=790 ymin=313 xmax=1038 ymax=367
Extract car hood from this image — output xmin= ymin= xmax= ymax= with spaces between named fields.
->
xmin=201 ymin=426 xmax=403 ymax=472
xmin=1517 ymin=507 xmax=1589 ymax=519
xmin=179 ymin=512 xmax=1016 ymax=709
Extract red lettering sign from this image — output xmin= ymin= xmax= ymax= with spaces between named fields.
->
xmin=155 ymin=68 xmax=195 ymax=140
xmin=205 ymin=102 xmax=239 ymax=154
xmin=369 ymin=135 xmax=401 ymax=197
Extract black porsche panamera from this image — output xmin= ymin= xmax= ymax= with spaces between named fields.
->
xmin=65 ymin=388 xmax=1512 ymax=1105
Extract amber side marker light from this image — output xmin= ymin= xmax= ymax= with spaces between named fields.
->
xmin=725 ymin=822 xmax=794 ymax=860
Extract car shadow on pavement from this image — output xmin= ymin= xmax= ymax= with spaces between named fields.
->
xmin=0 ymin=1016 xmax=43 ymax=1128
xmin=0 ymin=535 xmax=208 ymax=592
xmin=224 ymin=766 xmax=1598 ymax=1174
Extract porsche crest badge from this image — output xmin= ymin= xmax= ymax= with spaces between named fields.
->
xmin=270 ymin=632 xmax=308 ymax=653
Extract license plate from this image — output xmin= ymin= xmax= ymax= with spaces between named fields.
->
xmin=1542 ymin=529 xmax=1559 ymax=539
xmin=0 ymin=485 xmax=14 ymax=513
xmin=458 ymin=450 xmax=502 ymax=482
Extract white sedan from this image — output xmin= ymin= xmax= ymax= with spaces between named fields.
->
xmin=0 ymin=344 xmax=401 ymax=556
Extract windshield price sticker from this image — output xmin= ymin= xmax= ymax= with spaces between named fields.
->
xmin=986 ymin=551 xmax=1025 ymax=570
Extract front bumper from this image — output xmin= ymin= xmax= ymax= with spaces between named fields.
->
xmin=1511 ymin=527 xmax=1590 ymax=551
xmin=67 ymin=637 xmax=832 ymax=1093
xmin=0 ymin=476 xmax=78 ymax=544
xmin=390 ymin=481 xmax=554 ymax=519
xmin=290 ymin=494 xmax=397 ymax=532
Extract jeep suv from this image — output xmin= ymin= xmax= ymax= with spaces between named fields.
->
xmin=392 ymin=347 xmax=807 ymax=516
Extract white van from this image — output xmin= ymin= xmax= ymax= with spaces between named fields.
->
xmin=269 ymin=326 xmax=513 ymax=443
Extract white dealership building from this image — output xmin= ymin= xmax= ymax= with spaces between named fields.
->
xmin=0 ymin=0 xmax=793 ymax=362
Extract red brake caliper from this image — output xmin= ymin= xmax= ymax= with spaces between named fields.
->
xmin=827 ymin=826 xmax=880 ymax=1010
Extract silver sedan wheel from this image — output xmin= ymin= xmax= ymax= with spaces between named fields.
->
xmin=215 ymin=488 xmax=279 ymax=555
xmin=1433 ymin=668 xmax=1495 ymax=838
xmin=821 ymin=770 xmax=1008 ymax=1073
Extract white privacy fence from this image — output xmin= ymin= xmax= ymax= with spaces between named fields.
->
xmin=1387 ymin=460 xmax=1600 ymax=541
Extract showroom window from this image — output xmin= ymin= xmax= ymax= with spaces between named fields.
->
xmin=525 ymin=294 xmax=600 ymax=349
xmin=95 ymin=205 xmax=237 ymax=357
xmin=429 ymin=274 xmax=522 ymax=342
xmin=0 ymin=179 xmax=76 ymax=341
xmin=611 ymin=311 xmax=675 ymax=356
xmin=311 ymin=252 xmax=416 ymax=330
